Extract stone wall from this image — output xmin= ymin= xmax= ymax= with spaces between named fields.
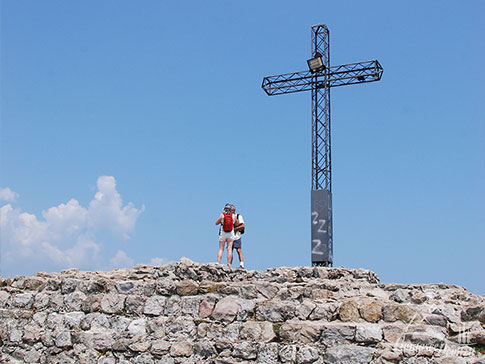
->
xmin=0 ymin=258 xmax=484 ymax=364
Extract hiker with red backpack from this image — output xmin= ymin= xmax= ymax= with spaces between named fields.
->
xmin=229 ymin=204 xmax=245 ymax=269
xmin=215 ymin=203 xmax=237 ymax=267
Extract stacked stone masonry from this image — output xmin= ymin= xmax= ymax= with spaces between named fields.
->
xmin=0 ymin=258 xmax=484 ymax=364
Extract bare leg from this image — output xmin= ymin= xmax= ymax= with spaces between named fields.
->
xmin=236 ymin=248 xmax=244 ymax=263
xmin=226 ymin=240 xmax=234 ymax=265
xmin=229 ymin=244 xmax=235 ymax=264
xmin=217 ymin=240 xmax=225 ymax=263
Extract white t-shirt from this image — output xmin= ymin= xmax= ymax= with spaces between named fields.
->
xmin=219 ymin=212 xmax=237 ymax=235
xmin=234 ymin=214 xmax=245 ymax=240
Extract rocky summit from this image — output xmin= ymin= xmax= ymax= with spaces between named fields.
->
xmin=0 ymin=258 xmax=484 ymax=364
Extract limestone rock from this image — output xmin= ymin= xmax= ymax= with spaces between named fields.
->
xmin=355 ymin=324 xmax=382 ymax=343
xmin=112 ymin=316 xmax=131 ymax=333
xmin=100 ymin=293 xmax=125 ymax=314
xmin=144 ymin=296 xmax=166 ymax=316
xmin=81 ymin=294 xmax=102 ymax=313
xmin=91 ymin=329 xmax=116 ymax=351
xmin=237 ymin=299 xmax=256 ymax=321
xmin=24 ymin=349 xmax=42 ymax=363
xmin=239 ymin=321 xmax=262 ymax=341
xmin=232 ymin=341 xmax=258 ymax=360
xmin=125 ymin=295 xmax=147 ymax=315
xmin=199 ymin=295 xmax=217 ymax=318
xmin=260 ymin=321 xmax=277 ymax=342
xmin=321 ymin=324 xmax=355 ymax=346
xmin=129 ymin=339 xmax=152 ymax=352
xmin=279 ymin=321 xmax=322 ymax=344
xmin=326 ymin=344 xmax=376 ymax=364
xmin=165 ymin=295 xmax=181 ymax=317
xmin=256 ymin=283 xmax=280 ymax=299
xmin=85 ymin=279 xmax=107 ymax=294
xmin=424 ymin=314 xmax=448 ymax=327
xmin=411 ymin=289 xmax=428 ymax=304
xmin=165 ymin=316 xmax=196 ymax=339
xmin=461 ymin=305 xmax=484 ymax=321
xmin=382 ymin=324 xmax=404 ymax=343
xmin=381 ymin=348 xmax=402 ymax=361
xmin=156 ymin=278 xmax=176 ymax=295
xmin=170 ymin=340 xmax=193 ymax=357
xmin=256 ymin=301 xmax=295 ymax=322
xmin=115 ymin=281 xmax=135 ymax=293
xmin=46 ymin=312 xmax=64 ymax=329
xmin=471 ymin=329 xmax=485 ymax=345
xmin=279 ymin=344 xmax=297 ymax=363
xmin=176 ymin=280 xmax=198 ymax=296
xmin=359 ymin=299 xmax=383 ymax=323
xmin=309 ymin=303 xmax=339 ymax=321
xmin=150 ymin=339 xmax=171 ymax=355
xmin=297 ymin=299 xmax=317 ymax=320
xmin=257 ymin=342 xmax=279 ymax=364
xmin=65 ymin=291 xmax=87 ymax=310
xmin=98 ymin=357 xmax=117 ymax=364
xmin=199 ymin=280 xmax=220 ymax=294
xmin=181 ymin=296 xmax=200 ymax=316
xmin=383 ymin=304 xmax=422 ymax=323
xmin=390 ymin=289 xmax=410 ymax=303
xmin=479 ymin=310 xmax=485 ymax=324
xmin=64 ymin=311 xmax=85 ymax=329
xmin=128 ymin=318 xmax=147 ymax=337
xmin=212 ymin=296 xmax=239 ymax=322
xmin=193 ymin=340 xmax=217 ymax=358
xmin=34 ymin=292 xmax=50 ymax=309
xmin=13 ymin=293 xmax=34 ymax=308
xmin=339 ymin=299 xmax=360 ymax=322
xmin=23 ymin=323 xmax=42 ymax=343
xmin=404 ymin=329 xmax=445 ymax=348
xmin=297 ymin=345 xmax=320 ymax=364
xmin=433 ymin=304 xmax=461 ymax=323
xmin=241 ymin=284 xmax=258 ymax=299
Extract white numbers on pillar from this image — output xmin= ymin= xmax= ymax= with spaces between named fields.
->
xmin=311 ymin=211 xmax=327 ymax=255
xmin=312 ymin=211 xmax=327 ymax=233
xmin=312 ymin=239 xmax=323 ymax=255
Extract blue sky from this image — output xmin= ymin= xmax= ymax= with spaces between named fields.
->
xmin=1 ymin=1 xmax=483 ymax=294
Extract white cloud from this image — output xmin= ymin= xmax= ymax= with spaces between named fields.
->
xmin=0 ymin=176 xmax=143 ymax=276
xmin=109 ymin=250 xmax=135 ymax=269
xmin=87 ymin=176 xmax=145 ymax=239
xmin=0 ymin=187 xmax=19 ymax=202
xmin=149 ymin=257 xmax=168 ymax=266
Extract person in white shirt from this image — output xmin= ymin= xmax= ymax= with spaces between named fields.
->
xmin=230 ymin=204 xmax=245 ymax=269
xmin=215 ymin=203 xmax=236 ymax=267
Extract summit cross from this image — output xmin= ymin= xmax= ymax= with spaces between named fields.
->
xmin=262 ymin=24 xmax=383 ymax=266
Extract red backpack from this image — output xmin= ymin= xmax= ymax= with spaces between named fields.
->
xmin=222 ymin=212 xmax=234 ymax=232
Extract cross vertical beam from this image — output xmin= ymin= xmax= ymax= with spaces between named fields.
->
xmin=311 ymin=24 xmax=331 ymax=191
xmin=311 ymin=25 xmax=333 ymax=267
xmin=261 ymin=24 xmax=383 ymax=267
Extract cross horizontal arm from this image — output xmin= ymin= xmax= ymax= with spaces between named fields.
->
xmin=262 ymin=60 xmax=383 ymax=96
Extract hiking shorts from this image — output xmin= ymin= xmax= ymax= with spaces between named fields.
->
xmin=233 ymin=239 xmax=242 ymax=249
xmin=219 ymin=231 xmax=234 ymax=242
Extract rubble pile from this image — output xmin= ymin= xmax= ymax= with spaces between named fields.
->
xmin=0 ymin=258 xmax=484 ymax=363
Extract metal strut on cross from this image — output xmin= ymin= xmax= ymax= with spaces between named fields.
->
xmin=261 ymin=24 xmax=383 ymax=267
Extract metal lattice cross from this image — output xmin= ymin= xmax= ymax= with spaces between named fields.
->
xmin=262 ymin=24 xmax=383 ymax=266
